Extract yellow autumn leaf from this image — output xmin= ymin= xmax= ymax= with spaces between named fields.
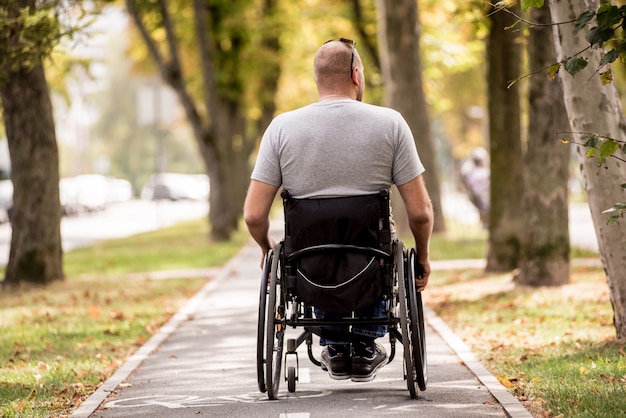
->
xmin=496 ymin=374 xmax=513 ymax=388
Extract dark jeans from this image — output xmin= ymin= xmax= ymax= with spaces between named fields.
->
xmin=315 ymin=299 xmax=388 ymax=346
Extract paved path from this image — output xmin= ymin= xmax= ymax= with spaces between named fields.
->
xmin=72 ymin=242 xmax=532 ymax=418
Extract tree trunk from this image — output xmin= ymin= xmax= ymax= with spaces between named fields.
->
xmin=126 ymin=0 xmax=281 ymax=242
xmin=376 ymin=0 xmax=446 ymax=234
xmin=203 ymin=100 xmax=253 ymax=241
xmin=516 ymin=5 xmax=570 ymax=286
xmin=549 ymin=0 xmax=626 ymax=338
xmin=486 ymin=2 xmax=524 ymax=272
xmin=0 ymin=64 xmax=64 ymax=286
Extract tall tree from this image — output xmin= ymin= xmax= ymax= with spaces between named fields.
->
xmin=125 ymin=0 xmax=283 ymax=241
xmin=376 ymin=0 xmax=446 ymax=233
xmin=549 ymin=0 xmax=626 ymax=338
xmin=516 ymin=4 xmax=571 ymax=286
xmin=485 ymin=1 xmax=524 ymax=271
xmin=0 ymin=0 xmax=65 ymax=286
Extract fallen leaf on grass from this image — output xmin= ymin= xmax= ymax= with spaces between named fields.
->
xmin=15 ymin=399 xmax=29 ymax=412
xmin=599 ymin=373 xmax=618 ymax=383
xmin=109 ymin=310 xmax=125 ymax=320
xmin=89 ymin=304 xmax=101 ymax=318
xmin=496 ymin=374 xmax=514 ymax=388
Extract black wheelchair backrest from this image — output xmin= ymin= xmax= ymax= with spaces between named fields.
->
xmin=280 ymin=189 xmax=393 ymax=313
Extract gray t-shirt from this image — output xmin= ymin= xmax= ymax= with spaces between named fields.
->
xmin=251 ymin=99 xmax=425 ymax=198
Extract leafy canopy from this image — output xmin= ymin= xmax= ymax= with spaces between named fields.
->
xmin=0 ymin=1 xmax=91 ymax=83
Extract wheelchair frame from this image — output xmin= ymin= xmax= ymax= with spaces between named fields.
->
xmin=256 ymin=191 xmax=428 ymax=400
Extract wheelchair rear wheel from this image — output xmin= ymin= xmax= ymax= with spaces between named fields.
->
xmin=407 ymin=249 xmax=428 ymax=391
xmin=396 ymin=241 xmax=418 ymax=398
xmin=256 ymin=249 xmax=273 ymax=393
xmin=398 ymin=244 xmax=428 ymax=398
xmin=265 ymin=242 xmax=285 ymax=400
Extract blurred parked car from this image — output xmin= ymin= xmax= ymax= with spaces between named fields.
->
xmin=107 ymin=177 xmax=133 ymax=203
xmin=0 ymin=179 xmax=13 ymax=223
xmin=61 ymin=174 xmax=133 ymax=215
xmin=141 ymin=173 xmax=209 ymax=201
xmin=1 ymin=174 xmax=133 ymax=220
xmin=71 ymin=174 xmax=110 ymax=212
xmin=60 ymin=177 xmax=80 ymax=216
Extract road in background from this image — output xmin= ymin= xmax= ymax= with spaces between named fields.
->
xmin=442 ymin=190 xmax=599 ymax=252
xmin=0 ymin=199 xmax=208 ymax=266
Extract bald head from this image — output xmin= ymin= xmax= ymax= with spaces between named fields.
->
xmin=314 ymin=40 xmax=362 ymax=95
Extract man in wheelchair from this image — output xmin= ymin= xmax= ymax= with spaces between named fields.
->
xmin=244 ymin=37 xmax=433 ymax=383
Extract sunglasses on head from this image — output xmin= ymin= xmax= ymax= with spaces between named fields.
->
xmin=324 ymin=38 xmax=356 ymax=75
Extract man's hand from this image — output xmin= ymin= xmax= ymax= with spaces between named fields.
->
xmin=414 ymin=259 xmax=431 ymax=292
xmin=259 ymin=237 xmax=277 ymax=269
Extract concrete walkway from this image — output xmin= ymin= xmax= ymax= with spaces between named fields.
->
xmin=71 ymin=240 xmax=533 ymax=418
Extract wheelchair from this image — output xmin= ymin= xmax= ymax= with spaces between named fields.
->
xmin=256 ymin=189 xmax=427 ymax=400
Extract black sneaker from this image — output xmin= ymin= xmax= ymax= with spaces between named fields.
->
xmin=320 ymin=344 xmax=351 ymax=380
xmin=351 ymin=343 xmax=387 ymax=382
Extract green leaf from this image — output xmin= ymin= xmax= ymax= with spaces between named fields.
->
xmin=548 ymin=63 xmax=561 ymax=79
xmin=601 ymin=69 xmax=614 ymax=85
xmin=607 ymin=214 xmax=621 ymax=224
xmin=575 ymin=11 xmax=596 ymax=34
xmin=564 ymin=56 xmax=588 ymax=75
xmin=586 ymin=147 xmax=596 ymax=158
xmin=600 ymin=49 xmax=619 ymax=66
xmin=522 ymin=0 xmax=544 ymax=12
xmin=585 ymin=26 xmax=615 ymax=47
xmin=620 ymin=183 xmax=626 ymax=189
xmin=599 ymin=139 xmax=620 ymax=161
xmin=582 ymin=134 xmax=601 ymax=148
xmin=614 ymin=203 xmax=626 ymax=210
xmin=596 ymin=4 xmax=621 ymax=29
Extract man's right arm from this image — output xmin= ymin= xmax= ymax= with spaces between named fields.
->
xmin=243 ymin=180 xmax=279 ymax=264
xmin=397 ymin=175 xmax=434 ymax=291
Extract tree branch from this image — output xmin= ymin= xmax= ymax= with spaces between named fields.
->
xmin=481 ymin=1 xmax=577 ymax=26
xmin=193 ymin=0 xmax=218 ymax=136
xmin=157 ymin=0 xmax=182 ymax=82
xmin=349 ymin=0 xmax=380 ymax=71
xmin=507 ymin=45 xmax=592 ymax=87
xmin=125 ymin=0 xmax=167 ymax=71
xmin=126 ymin=0 xmax=205 ymax=148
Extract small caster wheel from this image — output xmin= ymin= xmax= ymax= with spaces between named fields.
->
xmin=287 ymin=366 xmax=297 ymax=393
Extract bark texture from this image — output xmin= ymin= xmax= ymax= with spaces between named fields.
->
xmin=516 ymin=5 xmax=571 ymax=287
xmin=1 ymin=64 xmax=64 ymax=286
xmin=549 ymin=0 xmax=626 ymax=338
xmin=376 ymin=0 xmax=445 ymax=233
xmin=486 ymin=2 xmax=525 ymax=271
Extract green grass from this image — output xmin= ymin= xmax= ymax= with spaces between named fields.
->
xmin=425 ymin=266 xmax=625 ymax=417
xmin=64 ymin=219 xmax=250 ymax=276
xmin=0 ymin=218 xmax=249 ymax=417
